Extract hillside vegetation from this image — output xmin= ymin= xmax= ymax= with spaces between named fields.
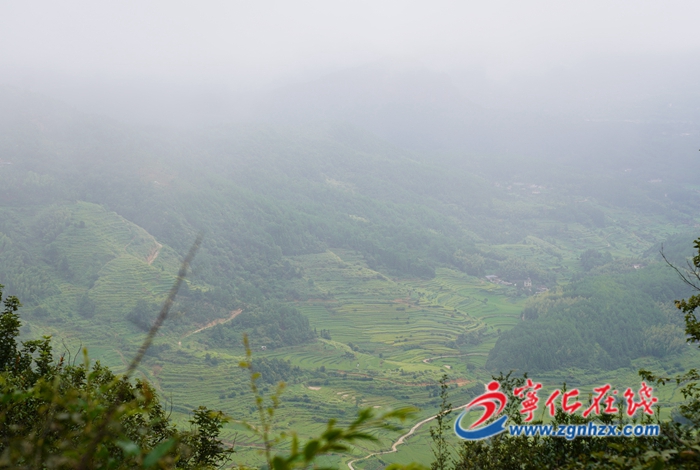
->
xmin=1 ymin=88 xmax=699 ymax=467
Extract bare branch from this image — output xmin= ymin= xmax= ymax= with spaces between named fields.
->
xmin=77 ymin=234 xmax=202 ymax=470
xmin=685 ymin=259 xmax=700 ymax=284
xmin=661 ymin=248 xmax=700 ymax=291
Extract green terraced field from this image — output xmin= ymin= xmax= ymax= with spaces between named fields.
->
xmin=133 ymin=247 xmax=538 ymax=467
xmin=13 ymin=201 xmax=699 ymax=468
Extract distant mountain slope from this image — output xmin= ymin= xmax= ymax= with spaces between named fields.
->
xmin=2 ymin=86 xmax=699 ymax=457
xmin=0 ymin=201 xmax=181 ymax=319
xmin=242 ymin=64 xmax=700 ymax=180
xmin=1 ymin=87 xmax=698 ymax=377
xmin=486 ymin=264 xmax=695 ymax=372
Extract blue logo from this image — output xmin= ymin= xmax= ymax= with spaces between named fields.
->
xmin=454 ymin=381 xmax=508 ymax=440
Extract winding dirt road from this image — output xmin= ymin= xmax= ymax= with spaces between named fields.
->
xmin=146 ymin=241 xmax=162 ymax=265
xmin=422 ymin=352 xmax=488 ymax=364
xmin=346 ymin=403 xmax=470 ymax=470
xmin=182 ymin=309 xmax=243 ymax=338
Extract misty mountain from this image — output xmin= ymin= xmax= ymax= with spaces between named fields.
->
xmin=1 ymin=87 xmax=697 ymax=312
xmin=238 ymin=63 xmax=700 ymax=180
xmin=8 ymin=55 xmax=699 ymax=183
xmin=253 ymin=66 xmax=484 ymax=151
xmin=3 ymin=3 xmax=700 ymax=467
xmin=2 ymin=78 xmax=699 ymax=469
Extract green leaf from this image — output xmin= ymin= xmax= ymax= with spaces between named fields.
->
xmin=650 ymin=459 xmax=665 ymax=470
xmin=116 ymin=440 xmax=140 ymax=458
xmin=143 ymin=438 xmax=176 ymax=468
xmin=271 ymin=455 xmax=289 ymax=470
xmin=304 ymin=439 xmax=321 ymax=461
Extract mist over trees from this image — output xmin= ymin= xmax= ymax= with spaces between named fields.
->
xmin=2 ymin=2 xmax=700 ymax=468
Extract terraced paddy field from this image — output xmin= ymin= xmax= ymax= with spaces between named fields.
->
xmin=13 ymin=202 xmax=698 ymax=468
xmin=290 ymin=252 xmax=526 ymax=362
xmin=136 ymin=249 xmax=530 ymax=466
xmin=406 ymin=269 xmax=521 ymax=320
xmin=73 ymin=248 xmax=518 ymax=466
xmin=145 ymin=338 xmax=478 ymax=468
xmin=26 ymin=231 xmax=695 ymax=467
xmin=154 ymin=232 xmax=700 ymax=467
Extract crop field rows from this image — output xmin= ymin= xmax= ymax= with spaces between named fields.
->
xmin=54 ymin=203 xmax=156 ymax=261
xmin=406 ymin=270 xmax=523 ymax=330
xmin=90 ymin=256 xmax=173 ymax=312
xmin=554 ymin=213 xmax=682 ymax=260
xmin=14 ymin=201 xmax=695 ymax=469
xmin=19 ymin=202 xmax=178 ymax=324
xmin=17 ymin=214 xmax=572 ymax=468
xmin=151 ymin=341 xmax=458 ymax=468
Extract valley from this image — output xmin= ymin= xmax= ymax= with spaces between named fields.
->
xmin=1 ymin=89 xmax=699 ymax=468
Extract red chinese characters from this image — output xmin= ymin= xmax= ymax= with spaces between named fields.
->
xmin=543 ymin=388 xmax=581 ymax=416
xmin=513 ymin=378 xmax=542 ymax=422
xmin=509 ymin=381 xmax=657 ymax=419
xmin=583 ymin=384 xmax=619 ymax=417
xmin=562 ymin=389 xmax=582 ymax=414
xmin=545 ymin=389 xmax=560 ymax=416
xmin=624 ymin=382 xmax=658 ymax=416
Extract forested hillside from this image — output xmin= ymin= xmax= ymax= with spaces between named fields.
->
xmin=487 ymin=263 xmax=695 ymax=372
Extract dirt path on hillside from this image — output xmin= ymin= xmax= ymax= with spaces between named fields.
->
xmin=146 ymin=241 xmax=162 ymax=265
xmin=182 ymin=309 xmax=243 ymax=338
xmin=346 ymin=402 xmax=471 ymax=470
xmin=337 ymin=370 xmax=470 ymax=388
xmin=422 ymin=352 xmax=488 ymax=364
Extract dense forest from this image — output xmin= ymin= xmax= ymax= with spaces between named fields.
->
xmin=487 ymin=263 xmax=694 ymax=372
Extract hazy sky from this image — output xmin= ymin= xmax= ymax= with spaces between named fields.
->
xmin=3 ymin=0 xmax=700 ymax=89
xmin=1 ymin=1 xmax=698 ymax=168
